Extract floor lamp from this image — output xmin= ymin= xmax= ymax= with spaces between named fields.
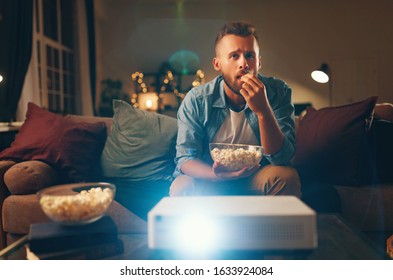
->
xmin=311 ymin=63 xmax=333 ymax=106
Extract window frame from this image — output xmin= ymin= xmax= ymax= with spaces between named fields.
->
xmin=32 ymin=0 xmax=79 ymax=115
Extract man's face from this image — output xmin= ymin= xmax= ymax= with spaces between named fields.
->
xmin=213 ymin=34 xmax=261 ymax=95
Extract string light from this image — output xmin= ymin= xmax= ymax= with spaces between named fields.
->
xmin=131 ymin=71 xmax=147 ymax=107
xmin=130 ymin=69 xmax=206 ymax=108
xmin=192 ymin=69 xmax=205 ymax=87
xmin=160 ymin=70 xmax=177 ymax=93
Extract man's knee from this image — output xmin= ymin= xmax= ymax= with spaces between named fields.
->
xmin=169 ymin=175 xmax=195 ymax=196
xmin=252 ymin=165 xmax=301 ymax=197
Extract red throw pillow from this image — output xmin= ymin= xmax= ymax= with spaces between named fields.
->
xmin=292 ymin=96 xmax=378 ymax=186
xmin=0 ymin=102 xmax=107 ymax=182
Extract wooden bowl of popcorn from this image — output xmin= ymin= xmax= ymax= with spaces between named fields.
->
xmin=37 ymin=182 xmax=116 ymax=225
xmin=209 ymin=143 xmax=263 ymax=172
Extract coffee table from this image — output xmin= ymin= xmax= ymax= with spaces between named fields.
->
xmin=0 ymin=214 xmax=388 ymax=260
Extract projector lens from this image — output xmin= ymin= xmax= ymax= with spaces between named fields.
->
xmin=175 ymin=215 xmax=218 ymax=253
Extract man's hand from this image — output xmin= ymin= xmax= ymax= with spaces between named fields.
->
xmin=240 ymin=73 xmax=268 ymax=116
xmin=239 ymin=73 xmax=285 ymax=156
xmin=212 ymin=161 xmax=260 ymax=180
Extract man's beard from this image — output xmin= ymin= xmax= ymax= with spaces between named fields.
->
xmin=222 ymin=73 xmax=242 ymax=95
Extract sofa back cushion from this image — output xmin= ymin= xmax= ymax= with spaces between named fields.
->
xmin=292 ymin=96 xmax=378 ymax=186
xmin=100 ymin=100 xmax=178 ymax=181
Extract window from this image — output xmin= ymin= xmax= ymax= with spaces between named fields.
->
xmin=33 ymin=0 xmax=77 ymax=114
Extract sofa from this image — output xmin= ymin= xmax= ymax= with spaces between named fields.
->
xmin=0 ymin=110 xmax=151 ymax=249
xmin=1 ymin=97 xmax=393 ymax=250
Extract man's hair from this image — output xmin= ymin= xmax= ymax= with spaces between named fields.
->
xmin=214 ymin=21 xmax=259 ymax=51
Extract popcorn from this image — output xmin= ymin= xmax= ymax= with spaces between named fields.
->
xmin=211 ymin=146 xmax=262 ymax=171
xmin=39 ymin=187 xmax=114 ymax=223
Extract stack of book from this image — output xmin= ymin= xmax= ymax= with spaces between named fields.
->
xmin=26 ymin=216 xmax=123 ymax=260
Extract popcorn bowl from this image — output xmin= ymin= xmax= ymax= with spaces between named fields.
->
xmin=37 ymin=182 xmax=116 ymax=226
xmin=209 ymin=143 xmax=263 ymax=172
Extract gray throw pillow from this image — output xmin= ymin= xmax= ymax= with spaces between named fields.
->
xmin=100 ymin=100 xmax=177 ymax=181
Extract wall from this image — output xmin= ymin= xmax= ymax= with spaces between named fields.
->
xmin=95 ymin=0 xmax=393 ymax=109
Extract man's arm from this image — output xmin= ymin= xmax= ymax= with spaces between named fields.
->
xmin=240 ymin=74 xmax=295 ymax=165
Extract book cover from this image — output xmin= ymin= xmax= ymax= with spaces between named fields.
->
xmin=28 ymin=216 xmax=118 ymax=253
xmin=26 ymin=238 xmax=124 ymax=260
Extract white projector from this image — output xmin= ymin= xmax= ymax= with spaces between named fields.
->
xmin=148 ymin=196 xmax=317 ymax=252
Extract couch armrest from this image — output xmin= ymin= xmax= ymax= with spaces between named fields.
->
xmin=0 ymin=160 xmax=16 ymax=194
xmin=0 ymin=160 xmax=17 ymax=249
xmin=3 ymin=160 xmax=59 ymax=195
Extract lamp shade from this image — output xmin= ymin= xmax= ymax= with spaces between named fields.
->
xmin=311 ymin=63 xmax=330 ymax=83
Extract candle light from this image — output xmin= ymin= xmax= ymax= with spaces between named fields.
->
xmin=138 ymin=92 xmax=159 ymax=111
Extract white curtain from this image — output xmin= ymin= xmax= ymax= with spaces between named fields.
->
xmin=76 ymin=0 xmax=94 ymax=116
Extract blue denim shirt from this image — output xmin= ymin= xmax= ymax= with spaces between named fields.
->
xmin=173 ymin=74 xmax=296 ymax=178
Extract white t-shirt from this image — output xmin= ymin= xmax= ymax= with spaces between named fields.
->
xmin=212 ymin=108 xmax=259 ymax=145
